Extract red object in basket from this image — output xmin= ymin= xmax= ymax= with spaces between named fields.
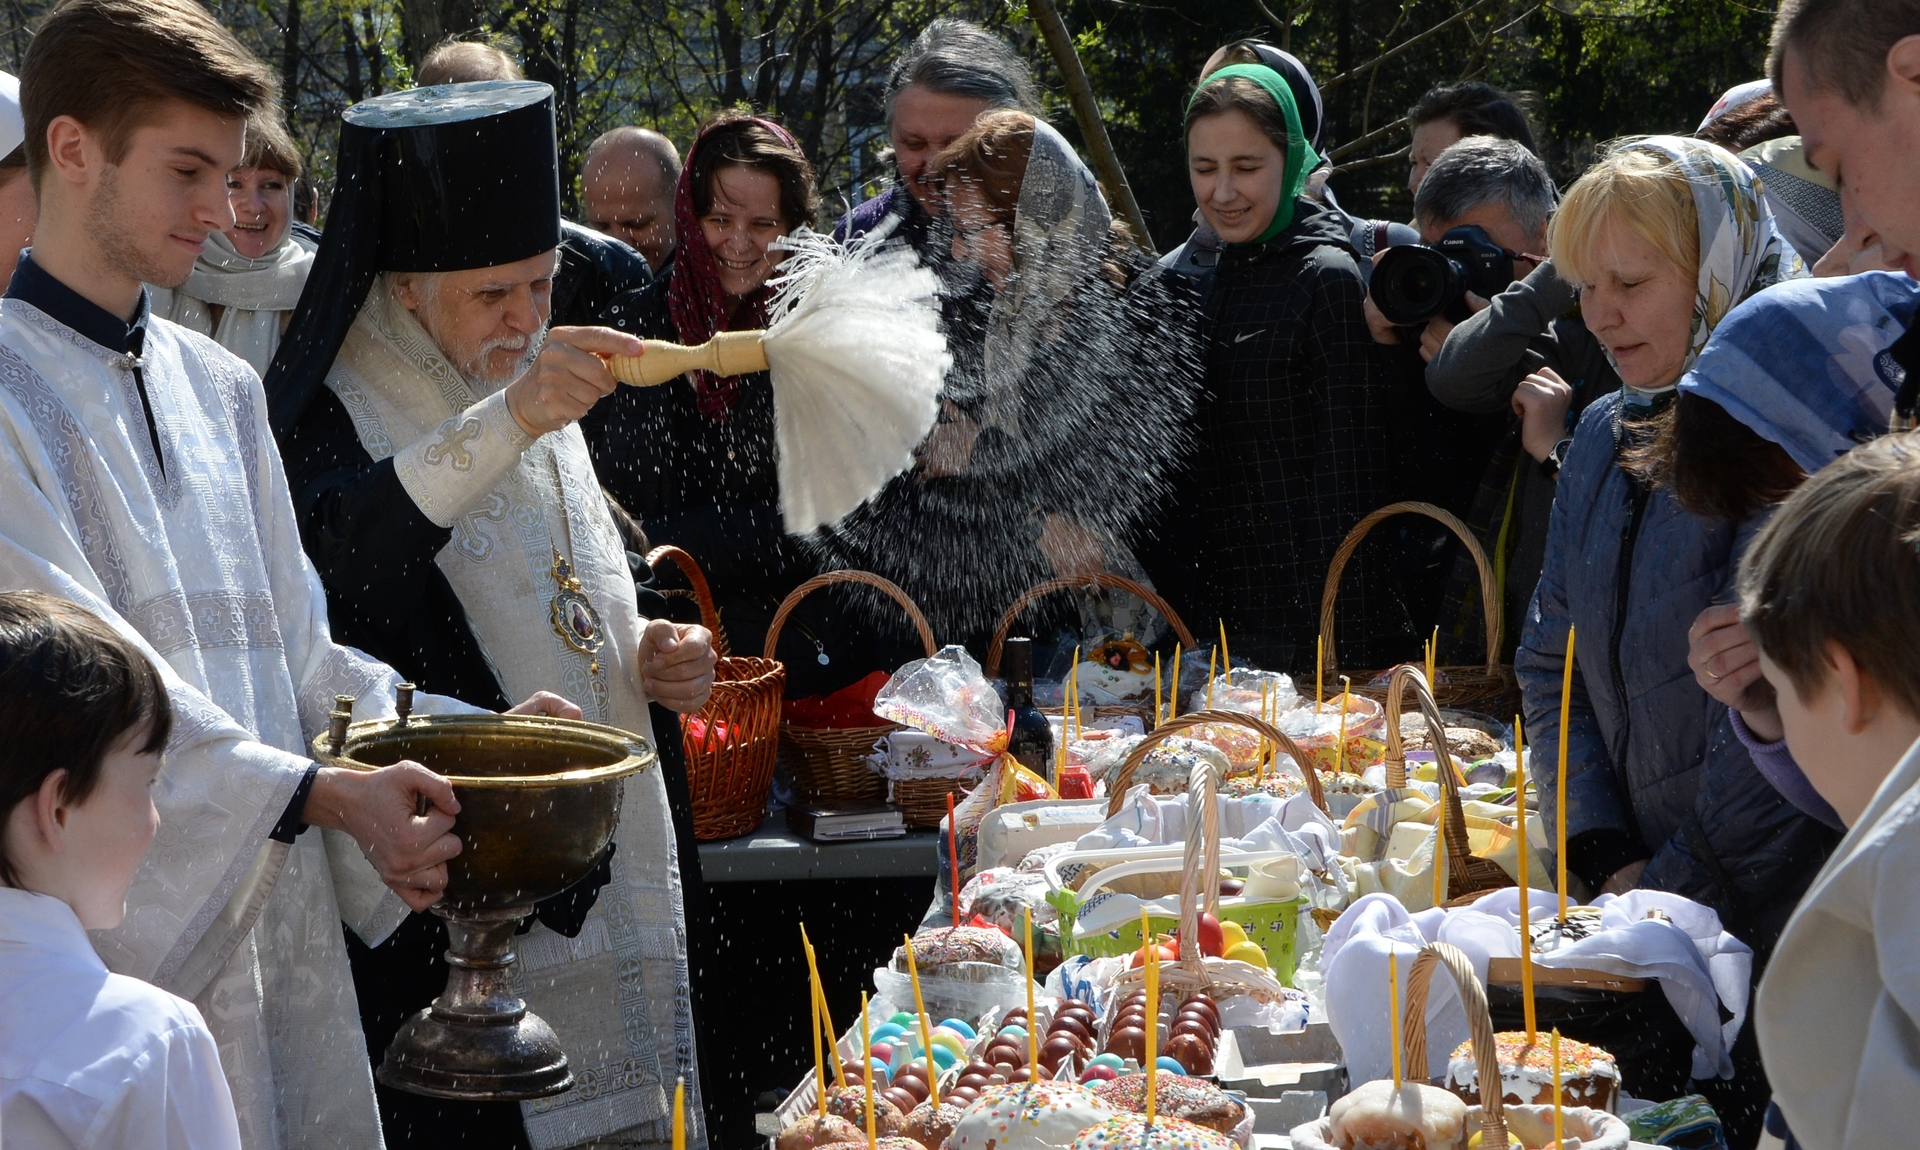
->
xmin=684 ymin=716 xmax=732 ymax=750
xmin=781 ymin=670 xmax=892 ymax=728
xmin=1056 ymin=765 xmax=1093 ymax=799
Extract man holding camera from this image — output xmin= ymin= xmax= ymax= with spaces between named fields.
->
xmin=1365 ymin=136 xmax=1615 ymax=657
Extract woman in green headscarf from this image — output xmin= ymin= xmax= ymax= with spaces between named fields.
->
xmin=1138 ymin=61 xmax=1398 ymax=675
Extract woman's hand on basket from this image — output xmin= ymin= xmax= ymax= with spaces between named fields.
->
xmin=639 ymin=619 xmax=718 ymax=713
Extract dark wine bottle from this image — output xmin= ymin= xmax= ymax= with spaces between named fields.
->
xmin=1003 ymin=636 xmax=1055 ymax=781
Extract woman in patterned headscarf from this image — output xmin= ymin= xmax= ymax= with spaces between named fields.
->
xmin=581 ymin=111 xmax=823 ymax=665
xmin=1516 ymin=137 xmax=1836 ymax=1145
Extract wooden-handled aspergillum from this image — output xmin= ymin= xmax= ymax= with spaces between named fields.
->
xmin=605 ymin=330 xmax=770 ymax=387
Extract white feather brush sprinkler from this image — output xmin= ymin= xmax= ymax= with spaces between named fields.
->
xmin=606 ymin=225 xmax=949 ymax=533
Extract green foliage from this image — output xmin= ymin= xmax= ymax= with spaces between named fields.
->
xmin=0 ymin=0 xmax=1778 ymax=238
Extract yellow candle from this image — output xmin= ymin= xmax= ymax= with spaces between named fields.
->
xmin=1154 ymin=652 xmax=1163 ymax=729
xmin=1551 ymin=1028 xmax=1565 ymax=1150
xmin=1206 ymin=645 xmax=1218 ymax=711
xmin=861 ymin=991 xmax=876 ymax=1150
xmin=903 ymin=935 xmax=939 ymax=1108
xmin=1171 ymin=644 xmax=1183 ymax=718
xmin=673 ymin=1076 xmax=686 ymax=1150
xmin=1070 ymin=646 xmax=1082 ymax=739
xmin=1142 ymin=908 xmax=1158 ymax=1122
xmin=1218 ymin=620 xmax=1232 ymax=684
xmin=1024 ymin=909 xmax=1038 ymax=1074
xmin=1426 ymin=626 xmax=1438 ymax=691
xmin=1259 ymin=682 xmax=1271 ymax=780
xmin=808 ymin=938 xmax=827 ymax=1116
xmin=1334 ymin=677 xmax=1352 ymax=775
xmin=1515 ymin=717 xmax=1536 ymax=1043
xmin=1316 ymin=634 xmax=1324 ymax=708
xmin=1557 ymin=626 xmax=1576 ymax=922
xmin=1389 ymin=950 xmax=1403 ymax=1089
xmin=801 ymin=927 xmax=845 ymax=1089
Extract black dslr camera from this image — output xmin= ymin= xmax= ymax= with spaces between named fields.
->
xmin=1369 ymin=225 xmax=1515 ymax=326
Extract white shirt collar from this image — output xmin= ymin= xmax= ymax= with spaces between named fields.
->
xmin=0 ymin=886 xmax=104 ymax=970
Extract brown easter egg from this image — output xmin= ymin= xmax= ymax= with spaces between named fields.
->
xmin=1039 ymin=1034 xmax=1079 ymax=1070
xmin=1175 ymin=1008 xmax=1220 ymax=1036
xmin=1049 ymin=1015 xmax=1092 ymax=1042
xmin=1166 ymin=1033 xmax=1214 ymax=1075
xmin=1106 ymin=1025 xmax=1147 ymax=1062
xmin=946 ymin=1086 xmax=980 ymax=1106
xmin=1170 ymin=1018 xmax=1212 ymax=1044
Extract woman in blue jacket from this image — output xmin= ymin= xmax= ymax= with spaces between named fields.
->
xmin=1516 ymin=139 xmax=1840 ymax=1141
xmin=1520 ymin=136 xmax=1837 ymax=941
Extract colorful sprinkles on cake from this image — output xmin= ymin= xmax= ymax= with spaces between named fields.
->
xmin=1068 ymin=1112 xmax=1236 ymax=1150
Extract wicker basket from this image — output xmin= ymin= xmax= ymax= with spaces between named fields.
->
xmin=891 ymin=775 xmax=976 ymax=828
xmin=984 ymin=572 xmax=1199 ymax=730
xmin=1094 ymin=729 xmax=1313 ymax=1011
xmin=1320 ymin=501 xmax=1520 ymax=717
xmin=646 ymin=546 xmax=785 ymax=840
xmin=1403 ymin=941 xmax=1513 ymax=1147
xmin=763 ymin=570 xmax=938 ymax=805
xmin=1383 ymin=663 xmax=1516 ymax=902
xmin=1107 ymin=709 xmax=1329 ymax=816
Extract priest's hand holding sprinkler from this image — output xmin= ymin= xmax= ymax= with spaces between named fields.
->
xmin=605 ymin=228 xmax=949 ymax=533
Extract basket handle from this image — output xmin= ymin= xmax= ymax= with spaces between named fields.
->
xmin=645 ymin=545 xmax=730 ymax=658
xmin=1178 ymin=751 xmax=1223 ymax=978
xmin=1402 ymin=940 xmax=1508 ymax=1147
xmin=761 ymin=569 xmax=938 ymax=661
xmin=1106 ymin=709 xmax=1327 ymax=816
xmin=984 ymin=573 xmax=1199 ymax=677
xmin=1319 ymin=501 xmax=1501 ymax=679
xmin=1382 ymin=663 xmax=1481 ymax=895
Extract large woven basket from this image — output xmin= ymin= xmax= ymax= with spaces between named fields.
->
xmin=1382 ymin=664 xmax=1515 ymax=903
xmin=1320 ymin=501 xmax=1519 ymax=717
xmin=1404 ymin=941 xmax=1513 ymax=1146
xmin=893 ymin=775 xmax=974 ymax=828
xmin=646 ymin=546 xmax=785 ymax=840
xmin=984 ymin=572 xmax=1199 ymax=728
xmin=1095 ymin=720 xmax=1322 ymax=1010
xmin=763 ymin=570 xmax=937 ymax=805
xmin=1289 ymin=940 xmax=1517 ymax=1150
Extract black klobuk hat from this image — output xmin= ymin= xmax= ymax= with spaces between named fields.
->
xmin=264 ymin=81 xmax=562 ymax=436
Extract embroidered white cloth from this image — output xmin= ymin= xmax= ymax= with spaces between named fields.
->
xmin=323 ymin=279 xmax=704 ymax=1150
xmin=148 ymin=232 xmax=313 ymax=377
xmin=1321 ymin=889 xmax=1752 ymax=1086
xmin=0 ymin=296 xmax=475 ymax=1148
xmin=0 ymin=888 xmax=242 ymax=1150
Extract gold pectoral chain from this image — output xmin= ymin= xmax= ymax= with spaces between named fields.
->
xmin=549 ymin=549 xmax=606 ymax=674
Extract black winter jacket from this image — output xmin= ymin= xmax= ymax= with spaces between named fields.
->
xmin=1142 ymin=198 xmax=1398 ymax=673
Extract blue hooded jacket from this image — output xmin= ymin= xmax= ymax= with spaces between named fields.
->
xmin=1516 ymin=391 xmax=1839 ymax=959
xmin=1519 ymin=273 xmax=1920 ymax=958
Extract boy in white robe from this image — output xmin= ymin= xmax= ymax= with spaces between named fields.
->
xmin=1740 ymin=435 xmax=1920 ymax=1146
xmin=0 ymin=592 xmax=240 ymax=1150
xmin=3 ymin=1 xmax=573 ymax=1145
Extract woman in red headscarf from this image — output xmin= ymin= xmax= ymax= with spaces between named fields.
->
xmin=583 ymin=111 xmax=823 ymax=663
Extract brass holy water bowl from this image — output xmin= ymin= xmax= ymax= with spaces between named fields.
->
xmin=314 ymin=690 xmax=654 ymax=1101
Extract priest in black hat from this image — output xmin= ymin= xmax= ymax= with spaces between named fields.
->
xmin=262 ymin=82 xmax=712 ymax=1150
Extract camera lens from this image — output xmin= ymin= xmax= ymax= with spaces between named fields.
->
xmin=1370 ymin=245 xmax=1467 ymax=326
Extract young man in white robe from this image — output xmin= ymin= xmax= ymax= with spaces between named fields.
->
xmin=3 ymin=1 xmax=581 ymax=1145
xmin=263 ymin=83 xmax=718 ymax=1150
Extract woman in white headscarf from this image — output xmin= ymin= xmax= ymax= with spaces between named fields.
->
xmin=150 ymin=110 xmax=314 ymax=376
xmin=809 ymin=111 xmax=1200 ymax=651
xmin=1516 ymin=136 xmax=1830 ymax=1145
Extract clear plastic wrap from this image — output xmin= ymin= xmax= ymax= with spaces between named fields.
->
xmin=874 ymin=644 xmax=1009 ymax=749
